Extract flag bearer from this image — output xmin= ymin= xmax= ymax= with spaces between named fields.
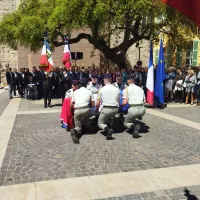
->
xmin=122 ymin=75 xmax=146 ymax=138
xmin=70 ymin=78 xmax=94 ymax=144
xmin=96 ymin=74 xmax=120 ymax=140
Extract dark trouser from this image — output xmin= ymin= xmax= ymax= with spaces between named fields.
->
xmin=13 ymin=83 xmax=20 ymax=96
xmin=20 ymin=84 xmax=26 ymax=97
xmin=44 ymin=88 xmax=52 ymax=106
xmin=175 ymin=90 xmax=184 ymax=102
xmin=37 ymin=84 xmax=43 ymax=99
xmin=197 ymin=84 xmax=200 ymax=102
xmin=8 ymin=83 xmax=14 ymax=98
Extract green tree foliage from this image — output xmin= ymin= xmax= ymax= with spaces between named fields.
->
xmin=0 ymin=0 xmax=198 ymax=68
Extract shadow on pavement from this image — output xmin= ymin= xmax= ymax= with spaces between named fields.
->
xmin=184 ymin=188 xmax=199 ymax=200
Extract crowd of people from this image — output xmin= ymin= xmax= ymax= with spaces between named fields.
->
xmin=5 ymin=64 xmax=200 ymax=106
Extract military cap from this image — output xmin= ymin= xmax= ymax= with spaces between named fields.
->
xmin=127 ymin=74 xmax=135 ymax=80
xmin=91 ymin=73 xmax=98 ymax=78
xmin=116 ymin=73 xmax=122 ymax=78
xmin=80 ymin=78 xmax=89 ymax=84
xmin=104 ymin=73 xmax=112 ymax=79
xmin=72 ymin=80 xmax=79 ymax=85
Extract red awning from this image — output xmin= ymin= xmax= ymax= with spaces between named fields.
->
xmin=161 ymin=0 xmax=200 ymax=27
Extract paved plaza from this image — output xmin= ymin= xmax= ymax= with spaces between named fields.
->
xmin=0 ymin=89 xmax=200 ymax=199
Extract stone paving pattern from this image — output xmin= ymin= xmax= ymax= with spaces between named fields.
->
xmin=160 ymin=106 xmax=200 ymax=123
xmin=96 ymin=185 xmax=200 ymax=200
xmin=0 ymin=112 xmax=200 ymax=186
xmin=0 ymin=90 xmax=10 ymax=116
xmin=18 ymin=98 xmax=62 ymax=111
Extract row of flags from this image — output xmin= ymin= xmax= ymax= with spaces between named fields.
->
xmin=40 ymin=39 xmax=71 ymax=72
xmin=146 ymin=38 xmax=165 ymax=106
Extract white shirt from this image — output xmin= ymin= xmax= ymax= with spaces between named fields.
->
xmin=123 ymin=84 xmax=145 ymax=104
xmin=97 ymin=83 xmax=120 ymax=107
xmin=87 ymin=81 xmax=102 ymax=94
xmin=65 ymin=88 xmax=73 ymax=98
xmin=72 ymin=87 xmax=94 ymax=108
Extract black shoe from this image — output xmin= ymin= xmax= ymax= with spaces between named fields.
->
xmin=9 ymin=97 xmax=13 ymax=99
xmin=48 ymin=104 xmax=52 ymax=108
xmin=105 ymin=127 xmax=113 ymax=140
xmin=131 ymin=124 xmax=141 ymax=138
xmin=44 ymin=105 xmax=47 ymax=108
xmin=70 ymin=129 xmax=79 ymax=144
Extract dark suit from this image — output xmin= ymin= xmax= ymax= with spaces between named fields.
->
xmin=13 ymin=72 xmax=21 ymax=96
xmin=19 ymin=73 xmax=29 ymax=97
xmin=43 ymin=75 xmax=55 ymax=106
xmin=6 ymin=71 xmax=15 ymax=98
xmin=59 ymin=74 xmax=72 ymax=101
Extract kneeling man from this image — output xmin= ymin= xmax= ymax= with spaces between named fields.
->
xmin=70 ymin=78 xmax=94 ymax=144
xmin=122 ymin=75 xmax=146 ymax=138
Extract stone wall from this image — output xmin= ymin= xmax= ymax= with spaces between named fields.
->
xmin=17 ymin=29 xmax=101 ymax=70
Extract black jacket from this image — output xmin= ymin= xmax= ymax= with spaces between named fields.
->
xmin=6 ymin=71 xmax=15 ymax=84
xmin=59 ymin=74 xmax=72 ymax=98
xmin=43 ymin=76 xmax=55 ymax=90
xmin=19 ymin=73 xmax=29 ymax=86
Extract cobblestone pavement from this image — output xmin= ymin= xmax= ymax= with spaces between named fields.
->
xmin=96 ymin=185 xmax=200 ymax=200
xmin=0 ymin=90 xmax=10 ymax=116
xmin=159 ymin=106 xmax=200 ymax=123
xmin=0 ymin=111 xmax=200 ymax=186
xmin=18 ymin=98 xmax=62 ymax=111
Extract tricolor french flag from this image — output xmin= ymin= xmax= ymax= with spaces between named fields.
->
xmin=62 ymin=39 xmax=71 ymax=69
xmin=46 ymin=41 xmax=54 ymax=72
xmin=146 ymin=42 xmax=154 ymax=106
xmin=40 ymin=41 xmax=48 ymax=69
xmin=40 ymin=40 xmax=53 ymax=72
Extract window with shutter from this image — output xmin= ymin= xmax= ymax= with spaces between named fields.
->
xmin=166 ymin=45 xmax=172 ymax=67
xmin=154 ymin=49 xmax=159 ymax=65
xmin=176 ymin=46 xmax=182 ymax=67
xmin=192 ymin=40 xmax=199 ymax=67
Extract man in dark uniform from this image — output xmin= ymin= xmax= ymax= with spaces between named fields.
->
xmin=43 ymin=72 xmax=55 ymax=108
xmin=19 ymin=68 xmax=29 ymax=98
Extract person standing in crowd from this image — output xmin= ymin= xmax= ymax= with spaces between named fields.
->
xmin=70 ymin=78 xmax=94 ymax=144
xmin=133 ymin=65 xmax=142 ymax=86
xmin=165 ymin=67 xmax=176 ymax=102
xmin=197 ymin=67 xmax=200 ymax=106
xmin=6 ymin=68 xmax=15 ymax=99
xmin=43 ymin=72 xmax=55 ymax=108
xmin=13 ymin=68 xmax=20 ymax=96
xmin=141 ymin=67 xmax=148 ymax=97
xmin=174 ymin=68 xmax=185 ymax=103
xmin=111 ymin=69 xmax=117 ymax=83
xmin=96 ymin=74 xmax=120 ymax=140
xmin=121 ymin=68 xmax=127 ymax=85
xmin=59 ymin=69 xmax=72 ymax=103
xmin=185 ymin=69 xmax=197 ymax=105
xmin=72 ymin=66 xmax=80 ymax=80
xmin=122 ymin=75 xmax=146 ymax=138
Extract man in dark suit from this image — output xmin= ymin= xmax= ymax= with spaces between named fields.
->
xmin=43 ymin=72 xmax=55 ymax=108
xmin=19 ymin=68 xmax=29 ymax=98
xmin=13 ymin=68 xmax=20 ymax=96
xmin=6 ymin=68 xmax=15 ymax=99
